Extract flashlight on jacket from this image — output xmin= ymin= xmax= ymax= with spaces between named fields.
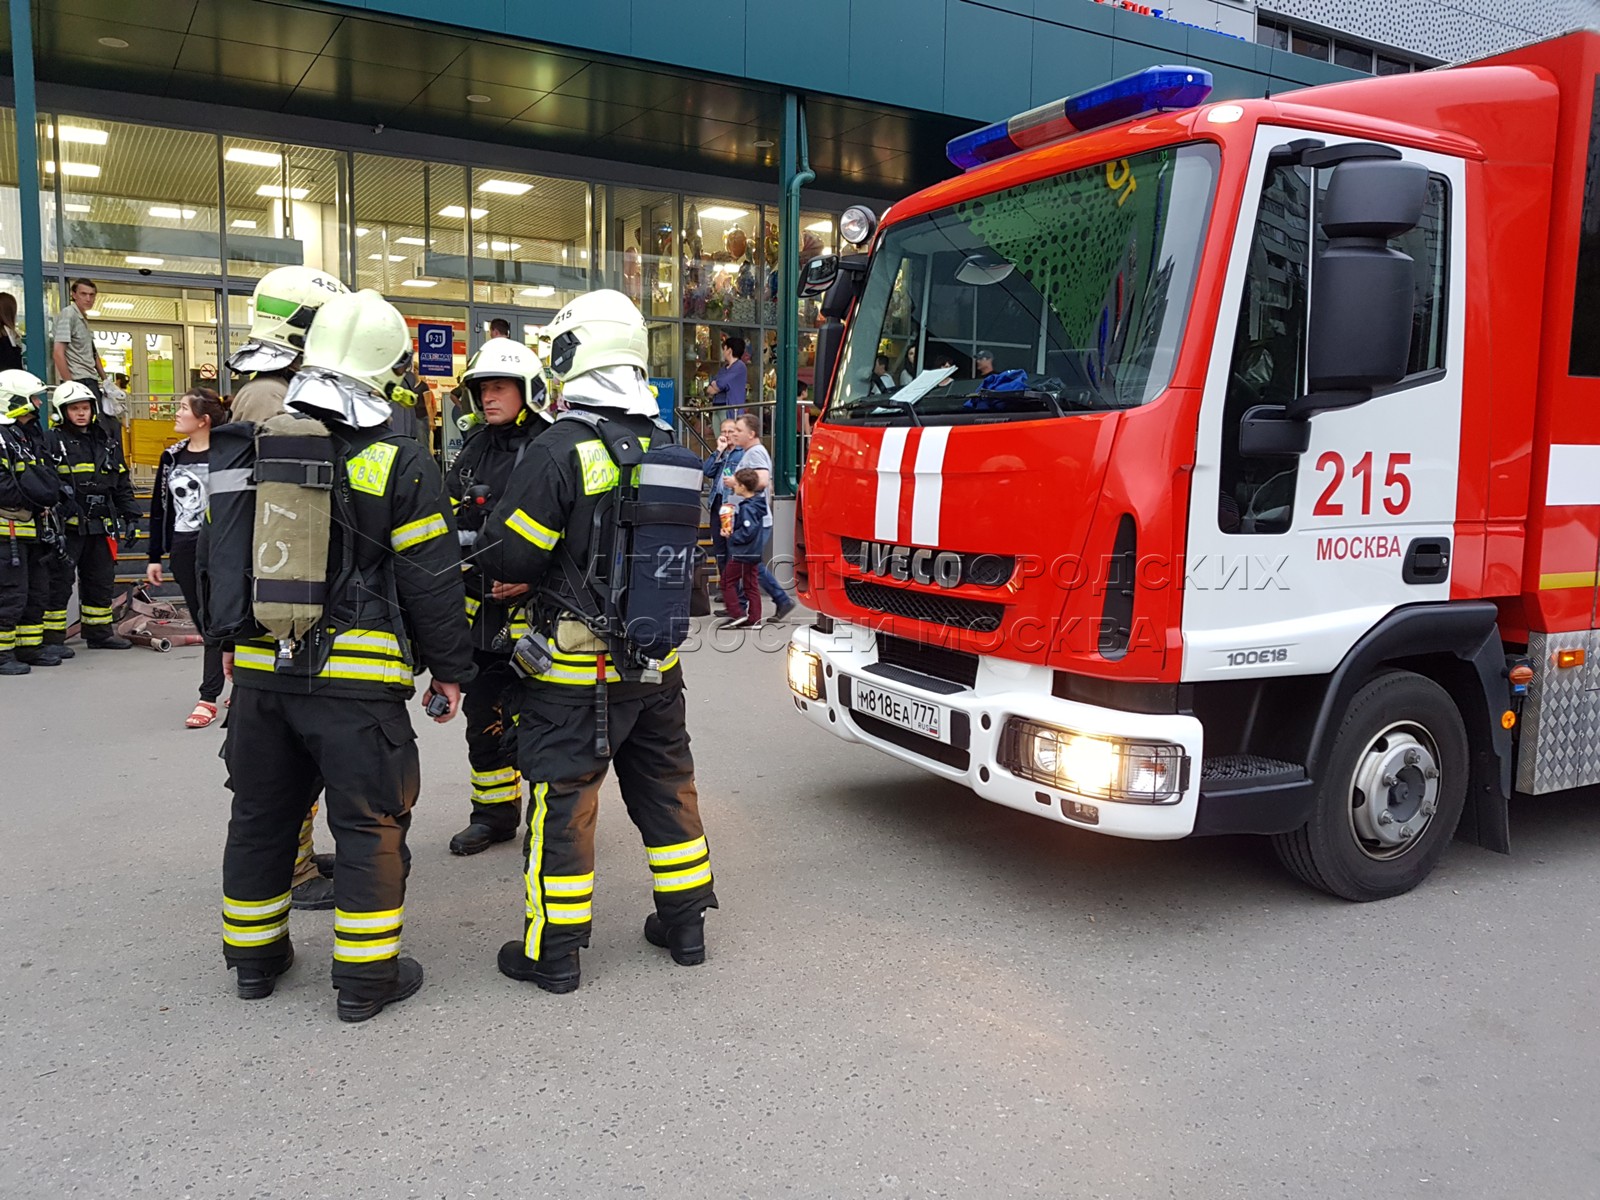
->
xmin=457 ymin=483 xmax=494 ymax=545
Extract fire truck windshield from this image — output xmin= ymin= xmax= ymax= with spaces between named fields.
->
xmin=826 ymin=142 xmax=1220 ymax=424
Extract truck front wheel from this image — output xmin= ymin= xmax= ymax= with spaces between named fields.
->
xmin=1272 ymin=670 xmax=1468 ymax=901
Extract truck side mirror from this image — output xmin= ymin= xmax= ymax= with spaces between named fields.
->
xmin=799 ymin=254 xmax=840 ymax=298
xmin=1292 ymin=158 xmax=1429 ymax=419
xmin=813 ymin=255 xmax=870 ymax=403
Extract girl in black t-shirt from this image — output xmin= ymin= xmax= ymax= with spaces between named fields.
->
xmin=148 ymin=388 xmax=229 ymax=728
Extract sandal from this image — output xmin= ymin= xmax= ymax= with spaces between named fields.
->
xmin=186 ymin=701 xmax=218 ymax=729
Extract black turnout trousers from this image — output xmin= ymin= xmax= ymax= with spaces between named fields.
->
xmin=461 ymin=649 xmax=522 ymax=835
xmin=221 ymin=687 xmax=420 ymax=997
xmin=515 ymin=676 xmax=716 ymax=961
xmin=47 ymin=533 xmax=118 ymax=639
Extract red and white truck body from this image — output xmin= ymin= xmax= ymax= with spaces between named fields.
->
xmin=787 ymin=31 xmax=1600 ymax=898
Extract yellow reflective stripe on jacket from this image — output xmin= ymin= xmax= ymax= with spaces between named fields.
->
xmin=391 ymin=513 xmax=447 ymax=552
xmin=346 ymin=441 xmax=398 ymax=496
xmin=506 ymin=508 xmax=561 ymax=549
xmin=465 ymin=595 xmax=482 ymax=620
xmin=233 ymin=628 xmax=412 ymax=684
xmin=534 ymin=659 xmax=623 ymax=686
xmin=2 ymin=519 xmax=38 ymax=538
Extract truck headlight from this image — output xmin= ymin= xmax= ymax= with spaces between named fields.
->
xmin=1001 ymin=719 xmax=1188 ymax=804
xmin=787 ymin=645 xmax=824 ymax=701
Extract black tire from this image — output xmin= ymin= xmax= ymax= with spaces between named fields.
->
xmin=1272 ymin=670 xmax=1468 ymax=901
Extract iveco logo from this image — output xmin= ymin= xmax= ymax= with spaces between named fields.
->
xmin=843 ymin=538 xmax=1013 ymax=591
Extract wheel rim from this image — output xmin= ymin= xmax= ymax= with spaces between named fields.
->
xmin=1346 ymin=721 xmax=1442 ymax=861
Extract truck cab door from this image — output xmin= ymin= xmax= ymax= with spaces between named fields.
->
xmin=1182 ymin=128 xmax=1467 ymax=681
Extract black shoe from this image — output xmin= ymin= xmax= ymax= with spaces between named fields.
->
xmin=16 ymin=647 xmax=61 ymax=667
xmin=0 ymin=655 xmax=28 ymax=676
xmin=85 ymin=634 xmax=132 ymax=650
xmin=497 ymin=941 xmax=581 ymax=993
xmin=449 ymin=822 xmax=516 ymax=856
xmin=773 ymin=597 xmax=797 ymax=622
xmin=336 ymin=957 xmax=424 ymax=1023
xmin=312 ymin=853 xmax=336 ymax=880
xmin=50 ymin=643 xmax=75 ymax=660
xmin=290 ymin=874 xmax=335 ymax=910
xmin=234 ymin=944 xmax=294 ymax=1000
xmin=644 ymin=913 xmax=707 ymax=966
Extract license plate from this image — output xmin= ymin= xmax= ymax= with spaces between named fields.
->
xmin=850 ymin=679 xmax=946 ymax=743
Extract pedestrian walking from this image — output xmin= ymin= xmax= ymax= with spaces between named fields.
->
xmin=720 ymin=467 xmax=766 ymax=628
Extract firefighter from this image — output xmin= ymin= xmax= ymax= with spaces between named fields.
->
xmin=4 ymin=372 xmax=69 ymax=667
xmin=0 ymin=371 xmax=61 ymax=676
xmin=479 ymin=290 xmax=717 ymax=994
xmin=226 ymin=265 xmax=349 ymax=424
xmin=223 ymin=265 xmax=349 ymax=909
xmin=218 ymin=289 xmax=473 ymax=1021
xmin=45 ymin=381 xmax=142 ymax=651
xmin=446 ymin=337 xmax=553 ymax=856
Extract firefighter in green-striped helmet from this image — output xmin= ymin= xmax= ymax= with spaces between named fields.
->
xmin=226 ymin=267 xmax=350 ymax=422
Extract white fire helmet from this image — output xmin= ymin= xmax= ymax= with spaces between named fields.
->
xmin=462 ymin=337 xmax=549 ymax=423
xmin=227 ymin=266 xmax=350 ymax=375
xmin=285 ymin=289 xmax=412 ymax=429
xmin=0 ymin=369 xmax=48 ymax=424
xmin=50 ymin=380 xmax=98 ymax=422
xmin=545 ymin=289 xmax=649 ymax=381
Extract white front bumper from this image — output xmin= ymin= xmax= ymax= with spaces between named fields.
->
xmin=789 ymin=622 xmax=1204 ymax=840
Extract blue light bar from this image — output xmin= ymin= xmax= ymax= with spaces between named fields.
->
xmin=946 ymin=66 xmax=1214 ymax=171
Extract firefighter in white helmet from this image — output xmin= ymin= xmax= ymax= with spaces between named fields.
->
xmin=216 ymin=289 xmax=473 ymax=1021
xmin=478 ymin=290 xmax=717 ymax=993
xmin=223 ymin=266 xmax=350 ymax=908
xmin=44 ymin=381 xmax=142 ymax=651
xmin=0 ymin=371 xmax=61 ymax=674
xmin=226 ymin=266 xmax=349 ymax=423
xmin=445 ymin=337 xmax=555 ymax=856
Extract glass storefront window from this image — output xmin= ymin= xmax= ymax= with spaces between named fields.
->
xmin=469 ymin=169 xmax=591 ymax=312
xmin=610 ymin=188 xmax=677 ymax=320
xmin=353 ymin=156 xmax=469 ymax=302
xmin=681 ymin=196 xmax=761 ymax=327
xmin=223 ymin=139 xmax=344 ymax=281
xmin=391 ymin=302 xmax=469 ymax=459
xmin=54 ymin=118 xmax=222 ymax=276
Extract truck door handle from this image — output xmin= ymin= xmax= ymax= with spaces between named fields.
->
xmin=1402 ymin=536 xmax=1451 ymax=585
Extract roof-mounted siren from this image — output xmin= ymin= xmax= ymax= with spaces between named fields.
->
xmin=946 ymin=66 xmax=1215 ymax=171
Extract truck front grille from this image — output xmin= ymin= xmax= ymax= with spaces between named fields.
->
xmin=844 ymin=580 xmax=1004 ymax=633
xmin=877 ymin=633 xmax=979 ymax=688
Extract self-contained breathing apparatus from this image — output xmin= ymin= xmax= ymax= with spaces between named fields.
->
xmin=508 ymin=410 xmax=703 ymax=755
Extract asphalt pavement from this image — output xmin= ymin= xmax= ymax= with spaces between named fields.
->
xmin=4 ymin=622 xmax=1599 ymax=1199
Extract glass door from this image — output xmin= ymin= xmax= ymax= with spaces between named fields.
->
xmin=472 ymin=306 xmax=553 ymax=353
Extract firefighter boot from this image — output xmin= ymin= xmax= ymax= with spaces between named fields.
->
xmin=449 ymin=821 xmax=516 ymax=856
xmin=291 ymin=875 xmax=336 ymax=910
xmin=234 ymin=943 xmax=295 ymax=1000
xmin=0 ymin=651 xmax=29 ymax=676
xmin=644 ymin=913 xmax=707 ymax=966
xmin=16 ymin=645 xmax=63 ymax=667
xmin=497 ymin=941 xmax=581 ymax=994
xmin=336 ymin=957 xmax=425 ymax=1023
xmin=85 ymin=632 xmax=132 ymax=650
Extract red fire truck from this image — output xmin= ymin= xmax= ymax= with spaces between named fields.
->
xmin=786 ymin=31 xmax=1600 ymax=900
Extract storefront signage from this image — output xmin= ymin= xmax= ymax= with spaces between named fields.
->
xmin=416 ymin=322 xmax=454 ymax=376
xmin=650 ymin=377 xmax=676 ymax=425
xmin=1088 ymin=0 xmax=1248 ymax=40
